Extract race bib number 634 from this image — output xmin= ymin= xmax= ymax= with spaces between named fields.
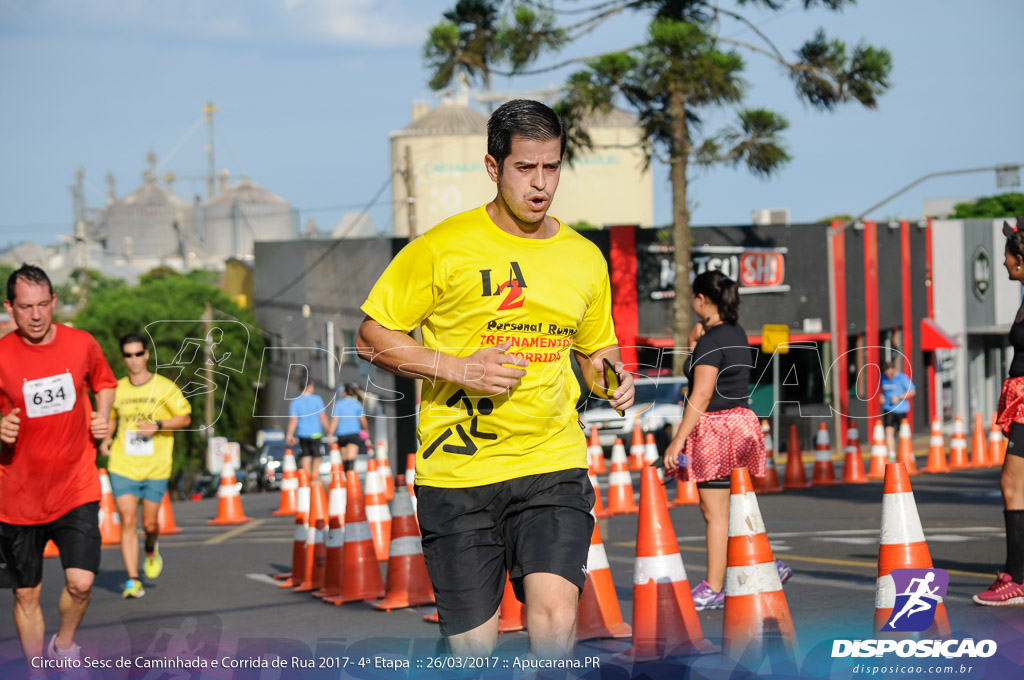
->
xmin=22 ymin=373 xmax=77 ymax=418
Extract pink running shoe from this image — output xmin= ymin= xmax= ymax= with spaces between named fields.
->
xmin=973 ymin=572 xmax=1024 ymax=606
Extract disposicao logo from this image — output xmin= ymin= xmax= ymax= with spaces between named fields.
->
xmin=883 ymin=568 xmax=949 ymax=632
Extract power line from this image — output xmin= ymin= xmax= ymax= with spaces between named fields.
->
xmin=265 ymin=170 xmax=397 ymax=303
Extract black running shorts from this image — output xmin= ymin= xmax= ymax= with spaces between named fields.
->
xmin=882 ymin=411 xmax=904 ymax=430
xmin=416 ymin=468 xmax=595 ymax=637
xmin=296 ymin=438 xmax=324 ymax=459
xmin=1007 ymin=423 xmax=1024 ymax=459
xmin=0 ymin=501 xmax=101 ymax=589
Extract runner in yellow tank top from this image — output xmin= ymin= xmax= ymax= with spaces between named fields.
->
xmin=358 ymin=100 xmax=635 ymax=659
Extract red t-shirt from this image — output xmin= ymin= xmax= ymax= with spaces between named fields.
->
xmin=0 ymin=324 xmax=118 ymax=524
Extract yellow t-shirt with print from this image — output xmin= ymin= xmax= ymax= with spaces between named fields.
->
xmin=361 ymin=205 xmax=618 ymax=488
xmin=108 ymin=374 xmax=192 ymax=481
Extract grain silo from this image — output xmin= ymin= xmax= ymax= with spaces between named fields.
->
xmin=201 ymin=176 xmax=295 ymax=259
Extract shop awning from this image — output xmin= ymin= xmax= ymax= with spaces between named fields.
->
xmin=920 ymin=318 xmax=958 ymax=351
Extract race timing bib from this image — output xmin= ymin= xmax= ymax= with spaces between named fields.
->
xmin=125 ymin=428 xmax=155 ymax=457
xmin=22 ymin=373 xmax=77 ymax=418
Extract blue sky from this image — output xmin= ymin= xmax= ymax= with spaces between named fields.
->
xmin=1 ymin=0 xmax=1021 ymax=249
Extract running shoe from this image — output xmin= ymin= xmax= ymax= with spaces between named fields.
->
xmin=144 ymin=546 xmax=163 ymax=580
xmin=122 ymin=578 xmax=146 ymax=599
xmin=47 ymin=634 xmax=89 ymax=680
xmin=691 ymin=580 xmax=725 ymax=611
xmin=776 ymin=559 xmax=793 ymax=585
xmin=973 ymin=572 xmax=1024 ymax=606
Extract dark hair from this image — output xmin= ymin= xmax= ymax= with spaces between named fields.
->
xmin=883 ymin=359 xmax=898 ymax=371
xmin=487 ymin=99 xmax=567 ymax=172
xmin=1004 ymin=218 xmax=1024 ymax=260
xmin=692 ymin=270 xmax=740 ymax=324
xmin=119 ymin=332 xmax=148 ymax=351
xmin=5 ymin=264 xmax=53 ymax=302
xmin=343 ymin=382 xmax=359 ymax=398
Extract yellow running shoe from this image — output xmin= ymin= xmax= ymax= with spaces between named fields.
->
xmin=122 ymin=578 xmax=145 ymax=599
xmin=143 ymin=547 xmax=163 ymax=580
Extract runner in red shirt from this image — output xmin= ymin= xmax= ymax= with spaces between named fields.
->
xmin=0 ymin=264 xmax=117 ymax=676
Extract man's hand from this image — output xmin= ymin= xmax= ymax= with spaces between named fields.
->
xmin=606 ymin=361 xmax=635 ymax=412
xmin=99 ymin=437 xmax=112 ymax=457
xmin=135 ymin=422 xmax=159 ymax=437
xmin=1 ymin=408 xmax=21 ymax=444
xmin=90 ymin=411 xmax=110 ymax=440
xmin=286 ymin=435 xmax=298 ymax=446
xmin=452 ymin=340 xmax=528 ymax=395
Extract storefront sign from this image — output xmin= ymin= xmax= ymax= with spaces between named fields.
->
xmin=973 ymin=247 xmax=991 ymax=300
xmin=646 ymin=244 xmax=790 ymax=299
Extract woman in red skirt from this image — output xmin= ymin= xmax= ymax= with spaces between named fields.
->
xmin=975 ymin=219 xmax=1024 ymax=606
xmin=664 ymin=270 xmax=791 ymax=610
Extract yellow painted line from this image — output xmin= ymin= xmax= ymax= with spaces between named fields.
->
xmin=612 ymin=542 xmax=994 ymax=581
xmin=204 ymin=518 xmax=267 ymax=544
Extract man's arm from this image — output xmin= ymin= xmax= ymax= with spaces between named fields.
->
xmin=285 ymin=416 xmax=298 ymax=446
xmin=356 ymin=317 xmax=527 ymax=395
xmin=573 ymin=346 xmax=635 ymax=413
xmin=90 ymin=387 xmax=116 ymax=440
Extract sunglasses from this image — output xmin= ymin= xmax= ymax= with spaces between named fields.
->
xmin=122 ymin=351 xmax=146 ymax=358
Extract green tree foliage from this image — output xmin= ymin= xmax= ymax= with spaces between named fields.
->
xmin=52 ymin=267 xmax=126 ymax=312
xmin=425 ymin=0 xmax=892 ymax=369
xmin=0 ymin=264 xmax=14 ymax=296
xmin=951 ymin=193 xmax=1024 ymax=219
xmin=74 ymin=272 xmax=266 ymax=481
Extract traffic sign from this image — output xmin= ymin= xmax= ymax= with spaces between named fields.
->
xmin=762 ymin=324 xmax=790 ymax=354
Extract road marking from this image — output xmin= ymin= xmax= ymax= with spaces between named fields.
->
xmin=669 ymin=526 xmax=1002 ymax=542
xmin=205 ymin=519 xmax=267 ymax=544
xmin=611 ymin=544 xmax=995 ymax=581
xmin=245 ymin=573 xmax=281 ymax=586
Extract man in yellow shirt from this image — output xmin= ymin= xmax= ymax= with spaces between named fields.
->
xmin=101 ymin=333 xmax=191 ymax=599
xmin=357 ymin=100 xmax=634 ymax=658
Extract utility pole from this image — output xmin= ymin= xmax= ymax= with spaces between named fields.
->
xmin=203 ymin=302 xmax=214 ymax=439
xmin=404 ymin=145 xmax=417 ymax=239
xmin=203 ymin=101 xmax=218 ymax=200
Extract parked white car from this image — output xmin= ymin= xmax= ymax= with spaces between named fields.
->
xmin=579 ymin=375 xmax=688 ymax=450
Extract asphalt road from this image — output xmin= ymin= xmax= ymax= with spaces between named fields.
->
xmin=1 ymin=459 xmax=1021 ymax=680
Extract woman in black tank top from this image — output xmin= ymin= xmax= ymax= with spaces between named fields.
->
xmin=663 ymin=270 xmax=790 ymax=610
xmin=975 ymin=219 xmax=1024 ymax=606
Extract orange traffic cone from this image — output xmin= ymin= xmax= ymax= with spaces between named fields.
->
xmin=98 ymin=469 xmax=121 ymax=545
xmin=970 ymin=412 xmax=987 ymax=468
xmin=605 ymin=439 xmax=638 ymax=515
xmin=874 ymin=463 xmax=951 ymax=637
xmin=629 ymin=423 xmax=645 ymax=471
xmin=273 ymin=448 xmax=299 ymax=516
xmin=313 ymin=470 xmax=347 ymax=599
xmin=989 ymin=413 xmax=1005 ymax=468
xmin=326 ymin=442 xmax=343 ymax=475
xmin=208 ymin=463 xmax=252 ymax=525
xmin=670 ymin=477 xmax=701 ymax=506
xmin=842 ymin=421 xmax=868 ymax=484
xmin=423 ymin=609 xmax=439 ymax=623
xmin=324 ymin=470 xmax=385 ymax=604
xmin=157 ymin=491 xmax=182 ymax=535
xmin=377 ymin=438 xmax=395 ymax=501
xmin=498 ymin=574 xmax=526 ymax=633
xmin=868 ymin=421 xmax=889 ymax=480
xmin=618 ymin=467 xmax=711 ymax=661
xmin=277 ymin=469 xmax=310 ymax=586
xmin=783 ymin=425 xmax=810 ymax=489
xmin=644 ymin=433 xmax=660 ymax=468
xmin=723 ymin=467 xmax=798 ymax=667
xmin=812 ymin=422 xmax=838 ymax=485
xmin=755 ymin=420 xmax=783 ymax=494
xmin=43 ymin=540 xmax=59 ymax=558
xmin=897 ymin=419 xmax=918 ymax=475
xmin=924 ymin=417 xmax=949 ymax=473
xmin=372 ymin=481 xmax=434 ymax=611
xmin=577 ymin=514 xmax=631 ymax=641
xmin=294 ymin=481 xmax=328 ymax=593
xmin=588 ymin=426 xmax=606 ymax=474
xmin=365 ymin=462 xmax=392 ymax=562
xmin=948 ymin=416 xmax=969 ymax=469
xmin=590 ymin=472 xmax=610 ymax=519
